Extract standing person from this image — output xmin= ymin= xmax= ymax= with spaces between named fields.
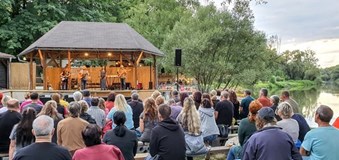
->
xmin=199 ymin=99 xmax=220 ymax=145
xmin=0 ymin=99 xmax=22 ymax=153
xmin=103 ymin=111 xmax=137 ymax=160
xmin=57 ymin=102 xmax=89 ymax=155
xmin=215 ymin=91 xmax=234 ymax=127
xmin=9 ymin=108 xmax=36 ymax=160
xmin=37 ymin=100 xmax=63 ymax=144
xmin=149 ymin=104 xmax=186 ymax=160
xmin=257 ymin=88 xmax=272 ymax=107
xmin=105 ymin=92 xmax=116 ymax=112
xmin=22 ymin=92 xmax=43 ymax=114
xmin=13 ymin=115 xmax=71 ymax=160
xmin=227 ymin=100 xmax=262 ymax=160
xmin=128 ymin=93 xmax=144 ymax=129
xmin=87 ymin=97 xmax=106 ymax=129
xmin=107 ymin=94 xmax=134 ymax=130
xmin=73 ymin=124 xmax=124 ymax=160
xmin=78 ymin=100 xmax=96 ymax=124
xmin=229 ymin=90 xmax=240 ymax=121
xmin=281 ymin=90 xmax=299 ymax=113
xmin=139 ymin=98 xmax=158 ymax=142
xmin=300 ymin=105 xmax=339 ymax=159
xmin=100 ymin=66 xmax=107 ymax=90
xmin=242 ymin=107 xmax=301 ymax=160
xmin=79 ymin=66 xmax=89 ymax=90
xmin=276 ymin=102 xmax=299 ymax=143
xmin=193 ymin=91 xmax=202 ymax=110
xmin=239 ymin=90 xmax=254 ymax=119
xmin=117 ymin=65 xmax=128 ymax=90
xmin=60 ymin=69 xmax=70 ymax=90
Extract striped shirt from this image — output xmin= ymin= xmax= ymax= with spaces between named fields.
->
xmin=87 ymin=106 xmax=106 ymax=128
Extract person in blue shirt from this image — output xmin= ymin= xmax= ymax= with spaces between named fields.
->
xmin=106 ymin=94 xmax=134 ymax=130
xmin=300 ymin=105 xmax=339 ymax=159
xmin=239 ymin=90 xmax=254 ymax=119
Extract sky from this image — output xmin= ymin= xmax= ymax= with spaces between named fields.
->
xmin=200 ymin=0 xmax=339 ymax=68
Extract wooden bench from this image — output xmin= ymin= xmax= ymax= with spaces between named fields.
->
xmin=134 ymin=146 xmax=230 ymax=160
xmin=0 ymin=153 xmax=9 ymax=160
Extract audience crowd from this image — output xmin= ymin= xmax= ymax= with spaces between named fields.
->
xmin=0 ymin=88 xmax=338 ymax=160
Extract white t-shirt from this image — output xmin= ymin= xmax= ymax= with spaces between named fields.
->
xmin=277 ymin=118 xmax=299 ymax=142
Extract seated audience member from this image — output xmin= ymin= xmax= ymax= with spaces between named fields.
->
xmin=172 ymin=90 xmax=180 ymax=103
xmin=107 ymin=94 xmax=134 ymax=130
xmin=73 ymin=91 xmax=83 ymax=102
xmin=87 ymin=97 xmax=106 ymax=128
xmin=168 ymin=99 xmax=182 ymax=120
xmin=0 ymin=99 xmax=22 ymax=153
xmin=239 ymin=90 xmax=255 ymax=119
xmin=281 ymin=90 xmax=299 ymax=113
xmin=98 ymin=97 xmax=109 ymax=115
xmin=82 ymin=90 xmax=92 ymax=107
xmin=105 ymin=92 xmax=116 ymax=111
xmin=151 ymin=90 xmax=162 ymax=100
xmin=9 ymin=108 xmax=36 ymax=160
xmin=242 ymin=107 xmax=301 ymax=160
xmin=37 ymin=100 xmax=63 ymax=143
xmin=199 ymin=98 xmax=220 ymax=145
xmin=229 ymin=90 xmax=240 ymax=121
xmin=215 ymin=91 xmax=234 ymax=127
xmin=300 ymin=105 xmax=339 ymax=159
xmin=210 ymin=90 xmax=219 ymax=108
xmin=22 ymin=92 xmax=43 ymax=113
xmin=257 ymin=88 xmax=272 ymax=107
xmin=177 ymin=92 xmax=189 ymax=107
xmin=59 ymin=93 xmax=69 ymax=109
xmin=139 ymin=98 xmax=158 ymax=142
xmin=73 ymin=124 xmax=124 ymax=160
xmin=128 ymin=93 xmax=144 ymax=129
xmin=0 ymin=92 xmax=3 ymax=108
xmin=270 ymin=95 xmax=282 ymax=121
xmin=227 ymin=100 xmax=262 ymax=160
xmin=276 ymin=102 xmax=299 ymax=143
xmin=57 ymin=102 xmax=89 ymax=155
xmin=155 ymin=95 xmax=165 ymax=106
xmin=51 ymin=93 xmax=68 ymax=118
xmin=291 ymin=113 xmax=310 ymax=143
xmin=13 ymin=115 xmax=71 ymax=160
xmin=0 ymin=95 xmax=11 ymax=114
xmin=193 ymin=91 xmax=202 ymax=110
xmin=149 ymin=104 xmax=186 ymax=160
xmin=333 ymin=116 xmax=339 ymax=129
xmin=103 ymin=111 xmax=137 ymax=160
xmin=19 ymin=93 xmax=43 ymax=112
xmin=78 ymin=100 xmax=96 ymax=124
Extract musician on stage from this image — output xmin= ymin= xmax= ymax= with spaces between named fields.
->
xmin=60 ymin=68 xmax=70 ymax=90
xmin=117 ymin=65 xmax=128 ymax=90
xmin=79 ymin=66 xmax=89 ymax=90
xmin=100 ymin=66 xmax=107 ymax=90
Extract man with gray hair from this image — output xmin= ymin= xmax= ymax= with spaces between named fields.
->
xmin=57 ymin=102 xmax=89 ymax=155
xmin=128 ymin=93 xmax=143 ymax=128
xmin=215 ymin=91 xmax=234 ymax=127
xmin=73 ymin=91 xmax=83 ymax=102
xmin=300 ymin=105 xmax=339 ymax=159
xmin=14 ymin=115 xmax=71 ymax=160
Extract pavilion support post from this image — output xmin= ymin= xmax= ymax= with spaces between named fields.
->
xmin=67 ymin=50 xmax=71 ymax=90
xmin=134 ymin=51 xmax=143 ymax=89
xmin=38 ymin=49 xmax=48 ymax=90
xmin=153 ymin=55 xmax=157 ymax=90
xmin=120 ymin=53 xmax=122 ymax=66
xmin=29 ymin=53 xmax=34 ymax=90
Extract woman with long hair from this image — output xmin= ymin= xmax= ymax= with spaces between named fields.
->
xmin=106 ymin=94 xmax=134 ymax=129
xmin=9 ymin=108 xmax=36 ymax=160
xmin=103 ymin=111 xmax=137 ymax=160
xmin=198 ymin=98 xmax=219 ymax=145
xmin=105 ymin=92 xmax=116 ymax=112
xmin=193 ymin=91 xmax=202 ymax=110
xmin=139 ymin=98 xmax=158 ymax=142
xmin=78 ymin=100 xmax=96 ymax=124
xmin=229 ymin=90 xmax=240 ymax=121
xmin=98 ymin=97 xmax=109 ymax=115
xmin=177 ymin=97 xmax=201 ymax=135
xmin=227 ymin=100 xmax=263 ymax=160
xmin=178 ymin=92 xmax=189 ymax=107
xmin=37 ymin=100 xmax=64 ymax=143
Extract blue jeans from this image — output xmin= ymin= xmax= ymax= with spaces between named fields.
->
xmin=226 ymin=145 xmax=242 ymax=160
xmin=81 ymin=79 xmax=87 ymax=90
xmin=203 ymin=134 xmax=217 ymax=144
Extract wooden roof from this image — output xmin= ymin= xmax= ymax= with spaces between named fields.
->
xmin=19 ymin=21 xmax=164 ymax=57
xmin=0 ymin=52 xmax=15 ymax=59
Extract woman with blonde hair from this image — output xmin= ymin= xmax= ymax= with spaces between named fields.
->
xmin=107 ymin=94 xmax=134 ymax=129
xmin=177 ymin=97 xmax=201 ymax=135
xmin=276 ymin=102 xmax=299 ymax=143
xmin=151 ymin=90 xmax=161 ymax=100
xmin=37 ymin=100 xmax=63 ymax=143
xmin=155 ymin=96 xmax=165 ymax=106
xmin=139 ymin=98 xmax=158 ymax=142
xmin=227 ymin=100 xmax=263 ymax=160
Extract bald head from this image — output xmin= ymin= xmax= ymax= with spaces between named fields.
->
xmin=7 ymin=99 xmax=19 ymax=109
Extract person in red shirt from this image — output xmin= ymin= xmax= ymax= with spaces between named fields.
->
xmin=257 ymin=88 xmax=272 ymax=107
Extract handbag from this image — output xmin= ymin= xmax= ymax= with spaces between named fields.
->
xmin=144 ymin=154 xmax=160 ymax=160
xmin=217 ymin=124 xmax=229 ymax=138
xmin=185 ymin=132 xmax=209 ymax=156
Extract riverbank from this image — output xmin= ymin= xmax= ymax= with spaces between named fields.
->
xmin=255 ymin=80 xmax=318 ymax=91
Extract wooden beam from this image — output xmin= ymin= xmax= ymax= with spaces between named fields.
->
xmin=68 ymin=50 xmax=71 ymax=89
xmin=41 ymin=50 xmax=48 ymax=90
xmin=119 ymin=53 xmax=122 ymax=66
xmin=47 ymin=52 xmax=60 ymax=68
xmin=153 ymin=55 xmax=157 ymax=89
xmin=136 ymin=51 xmax=144 ymax=66
xmin=38 ymin=49 xmax=43 ymax=66
xmin=121 ymin=54 xmax=133 ymax=66
xmin=29 ymin=53 xmax=34 ymax=90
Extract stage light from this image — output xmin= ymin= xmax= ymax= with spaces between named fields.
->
xmin=128 ymin=63 xmax=131 ymax=66
xmin=108 ymin=52 xmax=112 ymax=56
xmin=84 ymin=52 xmax=89 ymax=56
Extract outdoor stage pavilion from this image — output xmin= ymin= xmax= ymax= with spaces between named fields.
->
xmin=18 ymin=21 xmax=164 ymax=91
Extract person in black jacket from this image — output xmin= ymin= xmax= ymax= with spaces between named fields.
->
xmin=128 ymin=93 xmax=143 ymax=128
xmin=149 ymin=104 xmax=186 ymax=160
xmin=103 ymin=111 xmax=138 ymax=160
xmin=78 ymin=100 xmax=96 ymax=124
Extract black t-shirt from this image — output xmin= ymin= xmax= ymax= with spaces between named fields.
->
xmin=215 ymin=100 xmax=234 ymax=126
xmin=0 ymin=110 xmax=22 ymax=152
xmin=14 ymin=142 xmax=71 ymax=160
xmin=128 ymin=100 xmax=144 ymax=128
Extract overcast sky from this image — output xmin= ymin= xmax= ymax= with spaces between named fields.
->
xmin=201 ymin=0 xmax=339 ymax=68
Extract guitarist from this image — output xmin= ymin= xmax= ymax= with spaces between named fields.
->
xmin=79 ymin=66 xmax=89 ymax=90
xmin=60 ymin=69 xmax=70 ymax=90
xmin=117 ymin=65 xmax=128 ymax=90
